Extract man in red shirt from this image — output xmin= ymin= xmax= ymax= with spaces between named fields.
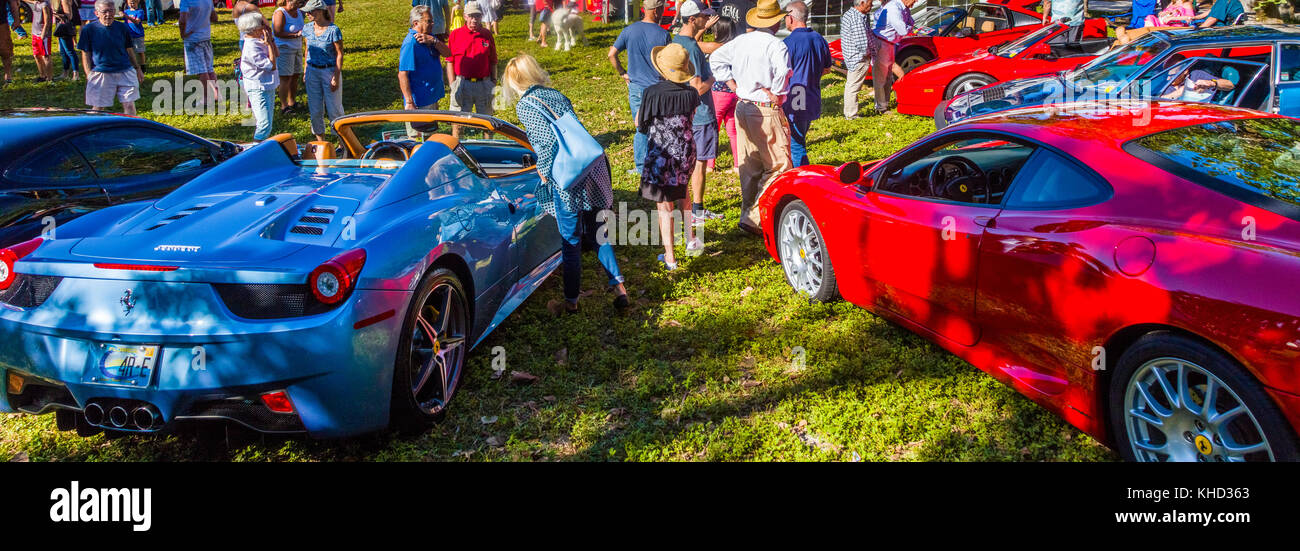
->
xmin=447 ymin=1 xmax=497 ymax=116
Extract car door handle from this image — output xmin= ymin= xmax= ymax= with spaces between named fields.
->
xmin=973 ymin=216 xmax=996 ymax=228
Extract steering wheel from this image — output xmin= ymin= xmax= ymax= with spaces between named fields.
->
xmin=927 ymin=155 xmax=988 ymax=203
xmin=361 ymin=140 xmax=414 ymax=161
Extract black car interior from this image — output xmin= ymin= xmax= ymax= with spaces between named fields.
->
xmin=876 ymin=137 xmax=1036 ymax=205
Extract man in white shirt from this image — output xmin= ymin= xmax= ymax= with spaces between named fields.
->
xmin=870 ymin=0 xmax=915 ymax=113
xmin=709 ymin=0 xmax=791 ymax=234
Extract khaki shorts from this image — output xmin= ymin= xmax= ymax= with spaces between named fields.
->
xmin=277 ymin=46 xmax=304 ymax=76
xmin=85 ymin=69 xmax=141 ymax=108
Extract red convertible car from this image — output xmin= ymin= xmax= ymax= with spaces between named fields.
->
xmin=893 ymin=21 xmax=1112 ymax=117
xmin=828 ymin=0 xmax=1104 ymax=79
xmin=758 ymin=102 xmax=1300 ymax=461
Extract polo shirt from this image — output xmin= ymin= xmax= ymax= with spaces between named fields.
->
xmin=613 ymin=21 xmax=669 ymax=88
xmin=783 ymin=27 xmax=832 ymax=121
xmin=77 ymin=20 xmax=134 ymax=73
xmin=448 ymin=26 xmax=496 ymax=79
xmin=399 ymin=28 xmax=445 ymax=106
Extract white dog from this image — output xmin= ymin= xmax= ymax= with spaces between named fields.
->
xmin=551 ymin=3 xmax=586 ymax=52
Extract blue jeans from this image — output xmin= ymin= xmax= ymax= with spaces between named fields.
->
xmin=554 ymin=198 xmax=624 ymax=303
xmin=58 ymin=36 xmax=80 ymax=73
xmin=246 ymin=86 xmax=274 ymax=140
xmin=788 ymin=115 xmax=813 ymax=167
xmin=628 ymin=83 xmax=647 ymax=173
xmin=146 ymin=0 xmax=164 ymax=24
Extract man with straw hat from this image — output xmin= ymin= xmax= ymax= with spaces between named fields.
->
xmin=639 ymin=42 xmax=700 ymax=271
xmin=708 ymin=0 xmax=791 ymax=236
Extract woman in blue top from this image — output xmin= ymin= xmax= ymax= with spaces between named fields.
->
xmin=502 ymin=54 xmax=629 ymax=313
xmin=301 ymin=0 xmax=343 ymax=142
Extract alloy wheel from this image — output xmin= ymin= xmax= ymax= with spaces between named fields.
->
xmin=408 ymin=281 xmax=468 ymax=416
xmin=1123 ymin=357 xmax=1275 ymax=462
xmin=779 ymin=209 xmax=825 ymax=297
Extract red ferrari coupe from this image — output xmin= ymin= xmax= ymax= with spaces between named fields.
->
xmin=828 ymin=0 xmax=1104 ymax=79
xmin=893 ymin=21 xmax=1112 ymax=117
xmin=758 ymin=102 xmax=1300 ymax=462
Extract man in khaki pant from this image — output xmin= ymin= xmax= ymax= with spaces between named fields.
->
xmin=708 ymin=0 xmax=792 ymax=234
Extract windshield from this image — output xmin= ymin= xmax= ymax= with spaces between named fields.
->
xmin=1134 ymin=118 xmax=1300 ymax=214
xmin=912 ymin=7 xmax=963 ymax=36
xmin=996 ymin=24 xmax=1058 ymax=58
xmin=1068 ymin=36 xmax=1172 ymax=85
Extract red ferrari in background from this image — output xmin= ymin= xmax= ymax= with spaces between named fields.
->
xmin=758 ymin=101 xmax=1300 ymax=462
xmin=892 ymin=21 xmax=1112 ymax=117
xmin=828 ymin=0 xmax=1103 ymax=80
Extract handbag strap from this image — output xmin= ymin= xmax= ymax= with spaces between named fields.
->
xmin=523 ymin=94 xmax=564 ymax=123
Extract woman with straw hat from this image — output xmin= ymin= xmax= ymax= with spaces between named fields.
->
xmin=640 ymin=42 xmax=700 ymax=272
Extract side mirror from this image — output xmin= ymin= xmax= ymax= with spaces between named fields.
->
xmin=958 ymin=27 xmax=976 ymax=38
xmin=836 ymin=162 xmax=862 ymax=185
xmin=217 ymin=141 xmax=242 ymax=161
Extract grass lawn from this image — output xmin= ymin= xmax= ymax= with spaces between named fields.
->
xmin=0 ymin=2 xmax=1116 ymax=461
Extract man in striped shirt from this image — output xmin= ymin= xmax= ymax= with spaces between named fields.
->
xmin=839 ymin=0 xmax=871 ymax=119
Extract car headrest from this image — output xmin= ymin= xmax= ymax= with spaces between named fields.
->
xmin=307 ymin=140 xmax=335 ymax=160
xmin=980 ymin=20 xmax=996 ymax=32
xmin=429 ymin=133 xmax=460 ymax=151
xmin=1221 ymin=65 xmax=1240 ymax=84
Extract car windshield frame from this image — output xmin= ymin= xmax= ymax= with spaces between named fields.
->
xmin=1124 ymin=117 xmax=1300 ymax=222
xmin=1066 ymin=34 xmax=1174 ymax=88
xmin=913 ymin=6 xmax=965 ymax=36
xmin=995 ymin=23 xmax=1060 ymax=58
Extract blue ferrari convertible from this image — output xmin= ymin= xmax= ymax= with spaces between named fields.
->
xmin=0 ymin=111 xmax=561 ymax=438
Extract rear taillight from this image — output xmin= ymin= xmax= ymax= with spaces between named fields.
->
xmin=0 ymin=238 xmax=43 ymax=291
xmin=308 ymin=249 xmax=366 ymax=305
xmin=260 ymin=390 xmax=295 ymax=414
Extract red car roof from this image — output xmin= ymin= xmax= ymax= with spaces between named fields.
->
xmin=952 ymin=100 xmax=1282 ymax=149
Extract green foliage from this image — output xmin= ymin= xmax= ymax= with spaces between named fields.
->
xmin=0 ymin=1 xmax=1116 ymax=462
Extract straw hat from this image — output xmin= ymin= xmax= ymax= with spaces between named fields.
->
xmin=746 ymin=0 xmax=785 ymax=28
xmin=650 ymin=43 xmax=696 ymax=84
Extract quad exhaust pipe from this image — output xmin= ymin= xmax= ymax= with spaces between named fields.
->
xmin=108 ymin=406 xmax=129 ymax=428
xmin=131 ymin=406 xmax=160 ymax=430
xmin=82 ymin=401 xmax=162 ymax=431
xmin=83 ymin=402 xmax=105 ymax=426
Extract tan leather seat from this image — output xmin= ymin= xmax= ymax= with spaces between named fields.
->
xmin=429 ymin=133 xmax=460 ymax=151
xmin=981 ymin=20 xmax=996 ymax=32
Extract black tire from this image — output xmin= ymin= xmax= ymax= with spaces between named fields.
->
xmin=390 ymin=267 xmax=471 ymax=428
xmin=944 ymin=73 xmax=994 ymax=100
xmin=1108 ymin=331 xmax=1300 ymax=462
xmin=897 ymin=50 xmax=933 ymax=74
xmin=776 ymin=200 xmax=838 ymax=303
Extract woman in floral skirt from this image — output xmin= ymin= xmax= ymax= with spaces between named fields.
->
xmin=638 ymin=42 xmax=700 ymax=271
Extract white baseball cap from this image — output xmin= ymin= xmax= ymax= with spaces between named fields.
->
xmin=679 ymin=0 xmax=716 ymax=17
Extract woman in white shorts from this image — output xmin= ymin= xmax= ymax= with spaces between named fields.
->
xmin=273 ymin=0 xmax=305 ymax=114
